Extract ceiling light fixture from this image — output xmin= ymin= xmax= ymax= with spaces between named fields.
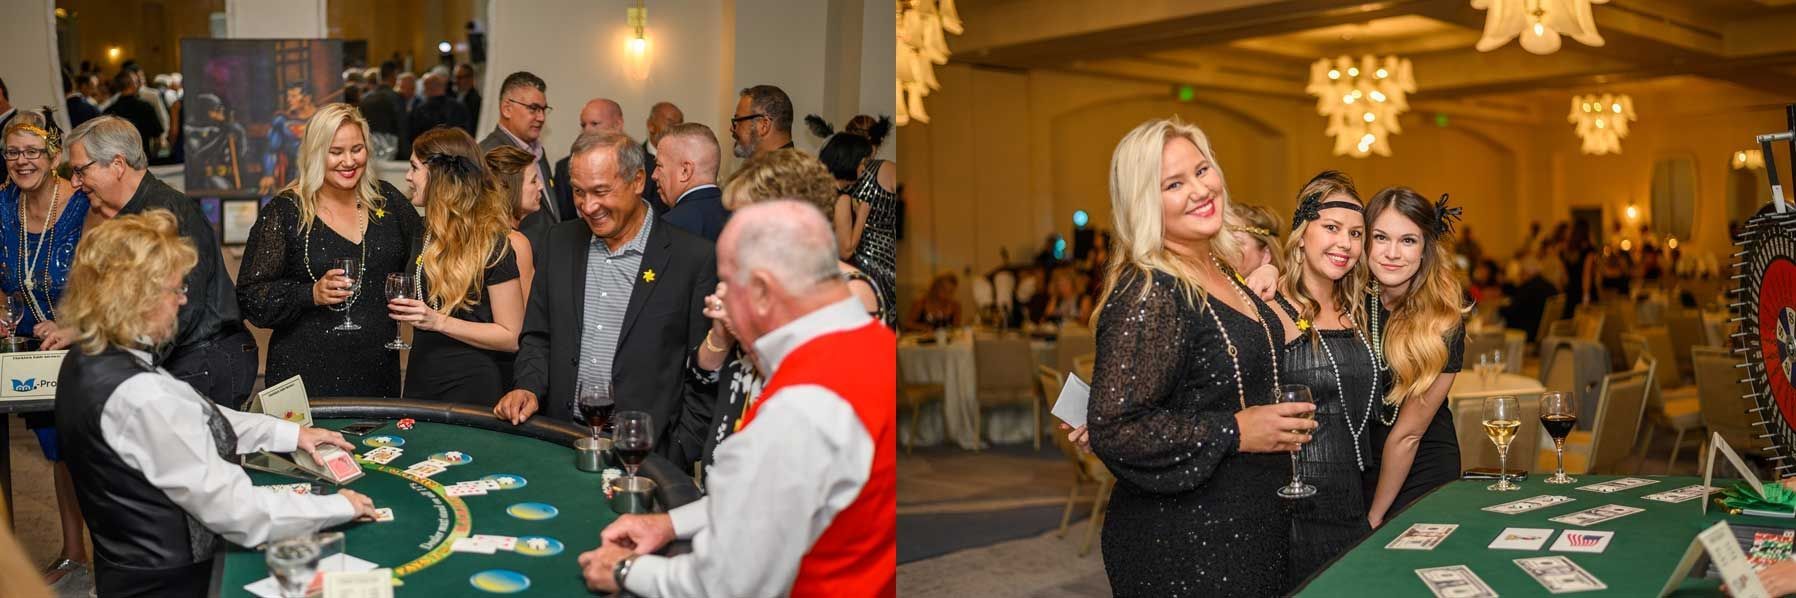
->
xmin=897 ymin=0 xmax=962 ymax=125
xmin=1568 ymin=93 xmax=1634 ymax=155
xmin=1306 ymin=55 xmax=1415 ymax=157
xmin=1472 ymin=0 xmax=1608 ymax=55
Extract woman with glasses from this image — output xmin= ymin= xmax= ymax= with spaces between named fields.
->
xmin=237 ymin=104 xmax=422 ymax=397
xmin=1 ymin=111 xmax=94 ymax=584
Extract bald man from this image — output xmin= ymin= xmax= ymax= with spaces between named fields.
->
xmin=653 ymin=123 xmax=727 ymax=241
xmin=643 ymin=102 xmax=684 ymax=210
xmin=555 ymin=98 xmax=636 ymax=216
xmin=403 ymin=72 xmax=472 ymax=148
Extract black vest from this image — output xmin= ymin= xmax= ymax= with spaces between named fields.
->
xmin=56 ymin=347 xmax=238 ymax=596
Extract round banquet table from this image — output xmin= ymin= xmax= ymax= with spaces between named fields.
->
xmin=208 ymin=398 xmax=699 ymax=597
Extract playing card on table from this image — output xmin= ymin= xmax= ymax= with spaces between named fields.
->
xmin=445 ymin=483 xmax=486 ymax=497
xmin=1414 ymin=565 xmax=1499 ymax=598
xmin=1549 ymin=530 xmax=1614 ymax=554
xmin=404 ymin=461 xmax=446 ymax=478
xmin=1488 ymin=528 xmax=1555 ymax=551
xmin=450 ymin=537 xmax=496 ymax=554
xmin=1642 ymin=484 xmax=1721 ymax=503
xmin=1482 ymin=495 xmax=1576 ymax=515
xmin=475 ymin=479 xmax=503 ymax=491
xmin=1548 ymin=504 xmax=1643 ymax=527
xmin=373 ymin=508 xmax=393 ymax=522
xmin=1386 ymin=524 xmax=1458 ymax=550
xmin=1515 ymin=555 xmax=1606 ymax=593
xmin=473 ymin=535 xmax=517 ymax=551
xmin=361 ymin=447 xmax=402 ymax=465
xmin=1576 ymin=478 xmax=1660 ymax=493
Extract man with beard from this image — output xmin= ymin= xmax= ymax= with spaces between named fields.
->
xmin=728 ymin=85 xmax=794 ymax=160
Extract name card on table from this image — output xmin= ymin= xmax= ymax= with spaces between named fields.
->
xmin=0 ymin=350 xmax=68 ymax=401
xmin=1703 ymin=432 xmax=1773 ymax=516
xmin=247 ymin=374 xmax=312 ymax=427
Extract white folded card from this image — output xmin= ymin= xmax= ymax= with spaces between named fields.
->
xmin=1051 ymin=374 xmax=1090 ymax=428
xmin=244 ymin=554 xmax=379 ymax=598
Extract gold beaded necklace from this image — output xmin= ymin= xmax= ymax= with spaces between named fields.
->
xmin=1204 ymin=255 xmax=1281 ymax=410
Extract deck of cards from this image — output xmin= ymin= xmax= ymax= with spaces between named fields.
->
xmin=1414 ymin=565 xmax=1498 ymax=598
xmin=1548 ymin=504 xmax=1643 ymax=527
xmin=1643 ymin=484 xmax=1722 ymax=503
xmin=1483 ymin=495 xmax=1575 ymax=515
xmin=450 ymin=534 xmax=519 ymax=554
xmin=1387 ymin=524 xmax=1458 ymax=550
xmin=1576 ymin=478 xmax=1660 ymax=493
xmin=1515 ymin=555 xmax=1607 ymax=593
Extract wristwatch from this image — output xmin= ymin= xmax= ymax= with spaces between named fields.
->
xmin=612 ymin=554 xmax=640 ymax=597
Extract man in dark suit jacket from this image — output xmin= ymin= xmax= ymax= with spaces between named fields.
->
xmin=102 ymin=72 xmax=164 ymax=165
xmin=550 ymin=98 xmax=625 ymax=220
xmin=405 ymin=73 xmax=468 ymax=148
xmin=654 ymin=123 xmax=729 ymax=241
xmin=496 ymin=132 xmax=716 ymax=468
xmin=65 ymin=73 xmax=102 ymax=129
xmin=640 ymin=101 xmax=684 ymax=216
xmin=453 ymin=63 xmax=481 ymax=132
xmin=358 ymin=61 xmax=406 ymax=158
xmin=485 ymin=72 xmax=572 ymax=250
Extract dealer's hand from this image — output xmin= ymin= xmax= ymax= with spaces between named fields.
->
xmin=601 ymin=513 xmax=676 ymax=555
xmin=579 ymin=544 xmax=636 ymax=594
xmin=295 ymin=427 xmax=354 ymax=465
xmin=336 ymin=489 xmax=378 ymax=521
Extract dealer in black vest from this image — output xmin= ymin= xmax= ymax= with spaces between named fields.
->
xmin=53 ymin=211 xmax=378 ymax=598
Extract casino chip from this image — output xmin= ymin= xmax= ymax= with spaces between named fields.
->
xmin=1735 ymin=203 xmax=1796 ymax=472
xmin=397 ymin=418 xmax=416 ymax=430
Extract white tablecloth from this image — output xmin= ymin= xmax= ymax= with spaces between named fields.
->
xmin=897 ymin=334 xmax=1058 ymax=449
xmin=1449 ymin=372 xmax=1546 ymax=401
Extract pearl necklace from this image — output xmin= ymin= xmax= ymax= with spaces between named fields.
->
xmin=17 ymin=180 xmax=60 ymax=323
xmin=1315 ymin=308 xmax=1380 ymax=471
xmin=1205 ymin=256 xmax=1280 ymax=410
xmin=1368 ymin=291 xmax=1401 ymax=426
xmin=300 ymin=198 xmax=368 ymax=313
xmin=413 ymin=232 xmax=441 ymax=310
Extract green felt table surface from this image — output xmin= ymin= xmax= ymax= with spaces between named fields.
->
xmin=216 ymin=418 xmax=620 ymax=597
xmin=1298 ymin=475 xmax=1796 ymax=597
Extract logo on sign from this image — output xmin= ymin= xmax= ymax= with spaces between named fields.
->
xmin=10 ymin=378 xmax=50 ymax=392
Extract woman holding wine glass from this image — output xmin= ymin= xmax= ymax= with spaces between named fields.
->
xmin=238 ymin=104 xmax=421 ymax=397
xmin=388 ymin=128 xmax=523 ymax=407
xmin=1263 ymin=171 xmax=1385 ymax=582
xmin=1085 ymin=118 xmax=1312 ymax=597
xmin=1357 ymin=187 xmax=1470 ymax=527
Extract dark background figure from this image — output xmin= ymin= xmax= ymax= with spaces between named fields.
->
xmin=1500 ymin=258 xmax=1559 ymax=342
xmin=358 ymin=61 xmax=406 ymax=159
xmin=641 ymin=101 xmax=684 ymax=212
xmin=182 ymin=94 xmax=248 ymax=191
xmin=454 ymin=63 xmax=481 ymax=133
xmin=63 ymin=71 xmax=101 ymax=129
xmin=101 ymin=71 xmax=163 ymax=165
xmin=404 ymin=73 xmax=470 ymax=151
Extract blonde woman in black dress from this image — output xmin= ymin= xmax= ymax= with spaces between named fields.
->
xmin=1087 ymin=117 xmax=1314 ymax=597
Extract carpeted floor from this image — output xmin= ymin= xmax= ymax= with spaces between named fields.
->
xmin=899 ymin=519 xmax=1112 ymax=598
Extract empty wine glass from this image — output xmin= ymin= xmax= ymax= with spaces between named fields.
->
xmin=384 ymin=273 xmax=412 ymax=350
xmin=1276 ymin=384 xmax=1318 ymax=499
xmin=1 ymin=293 xmax=23 ymax=342
xmin=614 ymin=410 xmax=653 ymax=478
xmin=331 ymin=258 xmax=361 ymax=331
xmin=265 ymin=535 xmax=323 ymax=598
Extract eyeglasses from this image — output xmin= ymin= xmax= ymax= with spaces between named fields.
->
xmin=2 ymin=148 xmax=48 ymax=161
xmin=69 ymin=159 xmax=101 ymax=178
xmin=506 ymin=98 xmax=552 ymax=117
xmin=729 ymin=113 xmax=768 ymax=129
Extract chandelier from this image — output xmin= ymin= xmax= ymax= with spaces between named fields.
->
xmin=896 ymin=0 xmax=962 ymax=126
xmin=1735 ymin=149 xmax=1766 ymax=170
xmin=1568 ymin=94 xmax=1634 ymax=155
xmin=1305 ymin=55 xmax=1415 ymax=158
xmin=1472 ymin=0 xmax=1608 ymax=55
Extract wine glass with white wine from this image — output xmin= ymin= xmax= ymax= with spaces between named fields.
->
xmin=1483 ymin=395 xmax=1521 ymax=492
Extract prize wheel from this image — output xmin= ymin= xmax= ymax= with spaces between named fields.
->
xmin=1739 ymin=203 xmax=1796 ymax=474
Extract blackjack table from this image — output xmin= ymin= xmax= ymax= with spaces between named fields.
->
xmin=1296 ymin=475 xmax=1796 ymax=597
xmin=208 ymin=398 xmax=699 ymax=597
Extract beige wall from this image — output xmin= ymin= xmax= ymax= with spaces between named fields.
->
xmin=897 ymin=64 xmax=1784 ymax=308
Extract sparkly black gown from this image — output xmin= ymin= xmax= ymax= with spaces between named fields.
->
xmin=1089 ymin=269 xmax=1290 ymax=597
xmin=1364 ymin=297 xmax=1466 ymax=516
xmin=844 ymin=159 xmax=896 ymax=329
xmin=1272 ymin=298 xmax=1380 ymax=584
xmin=237 ymin=186 xmax=422 ymax=397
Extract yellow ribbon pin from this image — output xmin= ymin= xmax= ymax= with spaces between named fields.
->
xmin=643 ymin=269 xmax=656 ymax=283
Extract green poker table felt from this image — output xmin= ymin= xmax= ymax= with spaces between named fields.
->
xmin=208 ymin=399 xmax=698 ymax=597
xmin=1295 ymin=474 xmax=1796 ymax=597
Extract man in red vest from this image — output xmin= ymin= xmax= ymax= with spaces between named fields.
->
xmin=580 ymin=199 xmax=896 ymax=597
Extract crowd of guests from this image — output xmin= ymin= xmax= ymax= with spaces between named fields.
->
xmin=1 ymin=66 xmax=899 ymax=596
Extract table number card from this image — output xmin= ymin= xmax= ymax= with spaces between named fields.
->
xmin=1703 ymin=432 xmax=1770 ymax=516
xmin=0 ymin=350 xmax=67 ymax=402
xmin=250 ymin=375 xmax=312 ymax=427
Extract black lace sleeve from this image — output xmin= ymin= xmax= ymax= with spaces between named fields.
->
xmin=1088 ymin=269 xmax=1241 ymax=495
xmin=236 ymin=196 xmax=315 ymax=329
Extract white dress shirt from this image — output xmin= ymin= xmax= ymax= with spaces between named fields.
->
xmin=626 ymin=298 xmax=876 ymax=597
xmin=671 ymin=184 xmax=718 ymax=208
xmin=100 ymin=349 xmax=357 ymax=548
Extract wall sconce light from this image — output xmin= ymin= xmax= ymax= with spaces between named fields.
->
xmin=1624 ymin=204 xmax=1638 ymax=221
xmin=1667 ymin=236 xmax=1678 ymax=250
xmin=626 ymin=1 xmax=649 ymax=81
xmin=107 ymin=46 xmax=121 ymax=61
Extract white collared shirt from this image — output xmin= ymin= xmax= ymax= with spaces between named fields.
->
xmin=625 ymin=297 xmax=875 ymax=597
xmin=99 ymin=349 xmax=357 ymax=547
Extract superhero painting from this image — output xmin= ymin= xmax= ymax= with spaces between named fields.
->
xmin=181 ymin=39 xmax=343 ymax=198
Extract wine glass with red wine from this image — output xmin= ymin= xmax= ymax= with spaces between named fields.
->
xmin=574 ymin=382 xmax=615 ymax=439
xmin=1539 ymin=391 xmax=1578 ymax=484
xmin=614 ymin=411 xmax=653 ymax=478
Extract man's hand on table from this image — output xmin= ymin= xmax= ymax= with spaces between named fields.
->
xmin=602 ymin=513 xmax=676 ymax=554
xmin=493 ymin=389 xmax=539 ymax=425
xmin=296 ymin=426 xmax=355 ymax=464
xmin=579 ymin=544 xmax=635 ymax=593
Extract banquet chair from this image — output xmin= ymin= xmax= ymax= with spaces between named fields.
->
xmin=974 ymin=336 xmax=1043 ymax=450
xmin=972 ymin=276 xmax=995 ymax=325
xmin=1465 ymin=330 xmax=1506 ymax=367
xmin=993 ymin=270 xmax=1017 ymax=320
xmin=1624 ymin=346 xmax=1702 ymax=472
xmin=1666 ymin=309 xmax=1708 ymax=379
xmin=1458 ymin=392 xmax=1543 ymax=474
xmin=1056 ymin=326 xmax=1096 ymax=377
xmin=1545 ymin=369 xmax=1650 ymax=475
xmin=1600 ymin=301 xmax=1635 ymax=371
xmin=1073 ymin=353 xmax=1096 ymax=384
xmin=1536 ymin=294 xmax=1566 ymax=346
xmin=1040 ymin=365 xmax=1114 ymax=556
xmin=898 ymin=381 xmax=946 ymax=454
xmin=1638 ymin=327 xmax=1686 ymax=388
xmin=1693 ymin=347 xmax=1767 ymax=458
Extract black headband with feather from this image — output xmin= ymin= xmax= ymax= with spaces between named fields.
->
xmin=804 ymin=114 xmax=893 ymax=147
xmin=804 ymin=115 xmax=835 ymax=139
xmin=1432 ymin=193 xmax=1463 ymax=236
xmin=423 ymin=152 xmax=478 ymax=175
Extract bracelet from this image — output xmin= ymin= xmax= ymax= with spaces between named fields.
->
xmin=612 ymin=554 xmax=639 ymax=596
xmin=703 ymin=329 xmax=726 ymax=352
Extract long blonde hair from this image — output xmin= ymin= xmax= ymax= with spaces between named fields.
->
xmin=1358 ymin=186 xmax=1467 ymax=406
xmin=279 ymin=103 xmax=387 ymax=233
xmin=1094 ymin=117 xmax=1241 ymax=320
xmin=412 ymin=128 xmax=511 ymax=314
xmin=58 ymin=210 xmax=198 ymax=355
xmin=1277 ymin=171 xmax=1364 ymax=341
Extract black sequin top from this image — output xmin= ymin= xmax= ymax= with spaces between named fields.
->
xmin=1088 ymin=268 xmax=1291 ymax=597
xmin=844 ymin=160 xmax=896 ymax=329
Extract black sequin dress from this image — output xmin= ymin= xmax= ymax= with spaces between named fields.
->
xmin=1364 ymin=297 xmax=1466 ymax=516
xmin=843 ymin=159 xmax=896 ymax=329
xmin=1272 ymin=298 xmax=1379 ymax=584
xmin=237 ymin=187 xmax=422 ymax=397
xmin=1088 ymin=268 xmax=1290 ymax=598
